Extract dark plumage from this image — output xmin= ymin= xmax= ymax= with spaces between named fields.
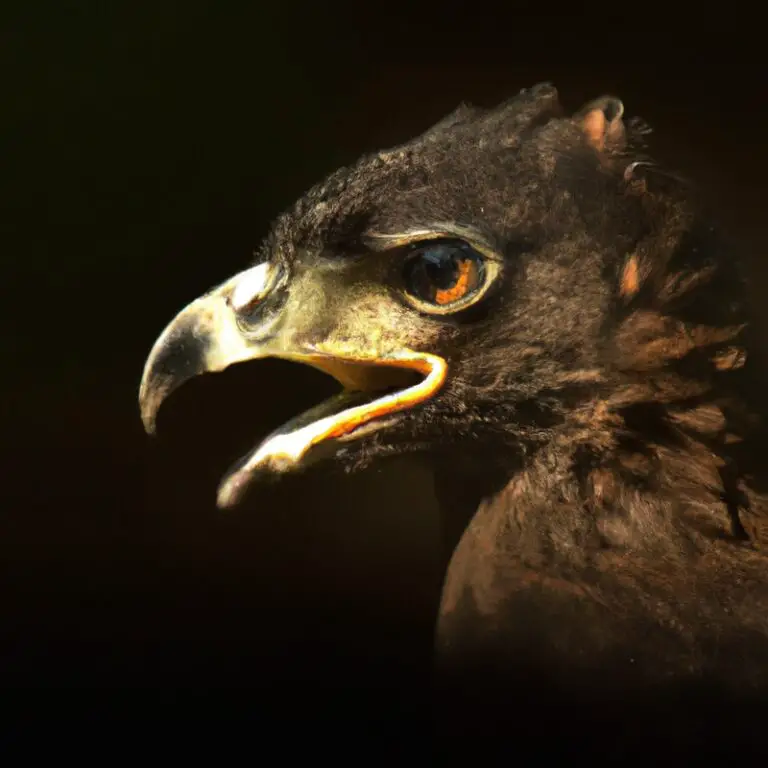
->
xmin=139 ymin=84 xmax=768 ymax=758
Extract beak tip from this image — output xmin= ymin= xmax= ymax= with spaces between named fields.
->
xmin=138 ymin=374 xmax=177 ymax=436
xmin=139 ymin=393 xmax=161 ymax=436
xmin=142 ymin=419 xmax=157 ymax=437
xmin=216 ymin=484 xmax=238 ymax=510
xmin=217 ymin=467 xmax=254 ymax=509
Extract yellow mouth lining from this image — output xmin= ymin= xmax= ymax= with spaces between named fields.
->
xmin=307 ymin=352 xmax=447 ymax=440
xmin=216 ymin=350 xmax=447 ymax=508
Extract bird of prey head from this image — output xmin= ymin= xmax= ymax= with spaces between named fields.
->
xmin=139 ymin=83 xmax=762 ymax=542
xmin=139 ymin=82 xmax=768 ymax=756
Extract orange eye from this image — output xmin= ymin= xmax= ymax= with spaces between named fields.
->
xmin=403 ymin=241 xmax=485 ymax=308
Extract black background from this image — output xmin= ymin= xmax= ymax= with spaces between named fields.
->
xmin=3 ymin=1 xmax=766 ymax=755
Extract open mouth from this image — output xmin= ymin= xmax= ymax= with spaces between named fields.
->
xmin=215 ymin=351 xmax=447 ymax=508
xmin=137 ymin=264 xmax=448 ymax=509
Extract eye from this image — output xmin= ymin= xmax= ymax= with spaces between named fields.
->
xmin=402 ymin=240 xmax=487 ymax=310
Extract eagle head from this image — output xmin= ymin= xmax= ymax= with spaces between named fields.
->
xmin=139 ymin=84 xmax=754 ymax=524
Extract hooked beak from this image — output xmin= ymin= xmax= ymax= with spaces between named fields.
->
xmin=139 ymin=264 xmax=447 ymax=509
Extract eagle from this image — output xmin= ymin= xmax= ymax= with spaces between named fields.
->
xmin=138 ymin=84 xmax=768 ymax=758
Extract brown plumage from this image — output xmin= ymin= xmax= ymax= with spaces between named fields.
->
xmin=139 ymin=84 xmax=768 ymax=759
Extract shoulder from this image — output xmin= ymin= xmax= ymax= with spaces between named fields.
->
xmin=437 ymin=473 xmax=768 ymax=691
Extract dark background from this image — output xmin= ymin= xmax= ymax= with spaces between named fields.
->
xmin=3 ymin=1 xmax=766 ymax=753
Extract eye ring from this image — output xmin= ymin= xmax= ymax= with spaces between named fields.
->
xmin=400 ymin=239 xmax=497 ymax=314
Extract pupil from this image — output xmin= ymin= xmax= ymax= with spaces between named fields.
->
xmin=422 ymin=247 xmax=459 ymax=290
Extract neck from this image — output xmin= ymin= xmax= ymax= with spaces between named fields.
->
xmin=439 ymin=432 xmax=751 ymax=565
xmin=434 ymin=414 xmax=768 ymax=669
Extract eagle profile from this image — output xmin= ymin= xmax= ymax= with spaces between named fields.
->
xmin=139 ymin=84 xmax=768 ymax=757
